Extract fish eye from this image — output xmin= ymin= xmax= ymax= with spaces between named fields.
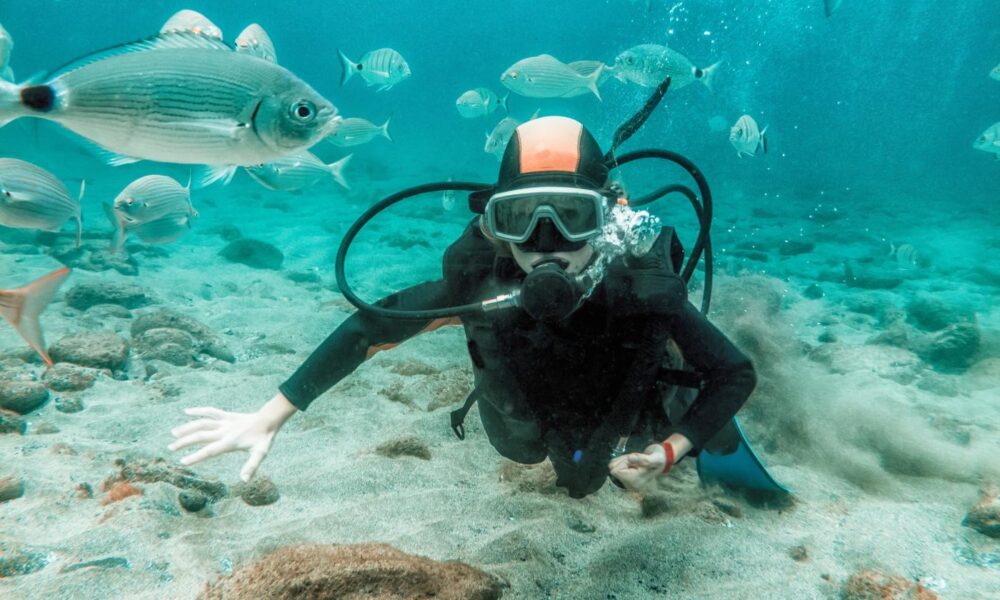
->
xmin=125 ymin=197 xmax=134 ymax=206
xmin=626 ymin=57 xmax=634 ymax=65
xmin=510 ymin=72 xmax=518 ymax=79
xmin=290 ymin=100 xmax=316 ymax=121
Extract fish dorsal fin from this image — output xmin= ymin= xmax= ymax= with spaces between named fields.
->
xmin=47 ymin=31 xmax=233 ymax=80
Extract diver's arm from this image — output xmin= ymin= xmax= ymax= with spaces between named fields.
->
xmin=664 ymin=302 xmax=757 ymax=451
xmin=279 ymin=280 xmax=457 ymax=411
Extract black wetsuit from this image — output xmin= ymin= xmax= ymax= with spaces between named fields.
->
xmin=280 ymin=219 xmax=756 ymax=498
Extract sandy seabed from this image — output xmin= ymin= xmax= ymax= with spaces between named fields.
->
xmin=1 ymin=163 xmax=999 ymax=599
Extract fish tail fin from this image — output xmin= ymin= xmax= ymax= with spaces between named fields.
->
xmin=101 ymin=202 xmax=126 ymax=253
xmin=380 ymin=117 xmax=392 ymax=142
xmin=587 ymin=65 xmax=603 ymax=101
xmin=500 ymin=93 xmax=509 ymax=114
xmin=0 ymin=78 xmax=23 ymax=128
xmin=700 ymin=61 xmax=722 ymax=92
xmin=338 ymin=49 xmax=355 ymax=86
xmin=0 ymin=267 xmax=71 ymax=367
xmin=326 ymin=154 xmax=352 ymax=189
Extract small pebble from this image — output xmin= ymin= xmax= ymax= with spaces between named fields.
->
xmin=178 ymin=490 xmax=208 ymax=513
xmin=238 ymin=476 xmax=280 ymax=506
xmin=789 ymin=545 xmax=809 ymax=562
xmin=55 ymin=396 xmax=85 ymax=414
xmin=0 ymin=476 xmax=25 ymax=502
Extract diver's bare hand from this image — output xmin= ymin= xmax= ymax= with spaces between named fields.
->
xmin=609 ymin=443 xmax=669 ymax=492
xmin=168 ymin=393 xmax=297 ymax=482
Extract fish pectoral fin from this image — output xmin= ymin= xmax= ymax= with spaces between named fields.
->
xmin=98 ymin=149 xmax=142 ymax=167
xmin=198 ymin=165 xmax=238 ymax=188
xmin=189 ymin=119 xmax=246 ymax=140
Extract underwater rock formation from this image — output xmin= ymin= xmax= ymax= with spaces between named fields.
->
xmin=841 ymin=569 xmax=938 ymax=600
xmin=48 ymin=331 xmax=129 ymax=370
xmin=42 ymin=363 xmax=98 ymax=391
xmin=963 ymin=487 xmax=1000 ymax=539
xmin=130 ymin=309 xmax=235 ymax=363
xmin=198 ymin=543 xmax=503 ymax=600
xmin=0 ymin=380 xmax=49 ymax=414
xmin=65 ymin=280 xmax=156 ymax=310
xmin=373 ymin=435 xmax=432 ymax=460
xmin=219 ymin=238 xmax=284 ymax=270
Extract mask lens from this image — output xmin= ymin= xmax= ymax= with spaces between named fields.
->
xmin=488 ymin=188 xmax=602 ymax=242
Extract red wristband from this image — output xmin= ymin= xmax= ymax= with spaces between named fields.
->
xmin=661 ymin=441 xmax=675 ymax=474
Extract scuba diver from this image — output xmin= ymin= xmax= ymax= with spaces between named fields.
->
xmin=170 ymin=80 xmax=788 ymax=500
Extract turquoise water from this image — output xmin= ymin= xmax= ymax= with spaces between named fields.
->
xmin=1 ymin=2 xmax=999 ymax=598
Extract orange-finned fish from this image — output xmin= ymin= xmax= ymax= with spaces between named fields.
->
xmin=0 ymin=267 xmax=70 ymax=367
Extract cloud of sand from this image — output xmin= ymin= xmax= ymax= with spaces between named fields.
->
xmin=705 ymin=274 xmax=999 ymax=494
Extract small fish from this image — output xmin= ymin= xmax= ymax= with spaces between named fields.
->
xmin=729 ymin=115 xmax=768 ymax=158
xmin=442 ymin=177 xmax=457 ymax=211
xmin=613 ymin=44 xmax=720 ymax=91
xmin=245 ymin=152 xmax=351 ymax=191
xmin=455 ymin=88 xmax=507 ymax=119
xmin=235 ymin=23 xmax=277 ymax=64
xmin=160 ymin=9 xmax=223 ymax=39
xmin=823 ymin=0 xmax=843 ymax=18
xmin=501 ymin=54 xmax=602 ymax=100
xmin=973 ymin=122 xmax=1000 ymax=159
xmin=0 ymin=268 xmax=71 ymax=367
xmin=325 ymin=117 xmax=391 ymax=147
xmin=338 ymin=48 xmax=411 ymax=91
xmin=888 ymin=242 xmax=919 ymax=268
xmin=0 ymin=22 xmax=13 ymax=74
xmin=0 ymin=32 xmax=338 ymax=181
xmin=991 ymin=63 xmax=1000 ymax=81
xmin=0 ymin=158 xmax=83 ymax=245
xmin=106 ymin=174 xmax=197 ymax=251
xmin=485 ymin=117 xmax=520 ymax=159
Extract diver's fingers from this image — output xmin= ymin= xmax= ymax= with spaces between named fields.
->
xmin=240 ymin=446 xmax=268 ymax=483
xmin=179 ymin=439 xmax=229 ymax=467
xmin=184 ymin=406 xmax=229 ymax=420
xmin=169 ymin=430 xmax=222 ymax=452
xmin=170 ymin=418 xmax=221 ymax=439
xmin=627 ymin=453 xmax=653 ymax=469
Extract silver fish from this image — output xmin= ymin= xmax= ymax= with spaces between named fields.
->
xmin=0 ymin=267 xmax=71 ymax=367
xmin=235 ymin=23 xmax=277 ymax=64
xmin=325 ymin=117 xmax=391 ymax=147
xmin=729 ymin=114 xmax=767 ymax=158
xmin=0 ymin=158 xmax=83 ymax=245
xmin=613 ymin=44 xmax=720 ymax=90
xmin=485 ymin=116 xmax=520 ymax=159
xmin=245 ymin=152 xmax=351 ymax=191
xmin=160 ymin=9 xmax=223 ymax=39
xmin=974 ymin=121 xmax=1000 ymax=159
xmin=455 ymin=88 xmax=507 ymax=119
xmin=106 ymin=174 xmax=197 ymax=251
xmin=0 ymin=32 xmax=338 ymax=181
xmin=888 ymin=242 xmax=919 ymax=268
xmin=563 ymin=61 xmax=615 ymax=97
xmin=0 ymin=22 xmax=12 ymax=74
xmin=991 ymin=63 xmax=1000 ymax=81
xmin=823 ymin=0 xmax=843 ymax=18
xmin=338 ymin=48 xmax=411 ymax=91
xmin=501 ymin=54 xmax=602 ymax=100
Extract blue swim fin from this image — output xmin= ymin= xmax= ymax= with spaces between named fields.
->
xmin=696 ymin=417 xmax=790 ymax=498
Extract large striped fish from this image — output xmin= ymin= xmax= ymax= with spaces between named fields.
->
xmin=338 ymin=48 xmax=411 ymax=91
xmin=0 ymin=158 xmax=83 ymax=246
xmin=105 ymin=174 xmax=197 ymax=251
xmin=0 ymin=32 xmax=339 ymax=184
xmin=245 ymin=152 xmax=351 ymax=191
xmin=501 ymin=54 xmax=603 ymax=100
xmin=0 ymin=267 xmax=71 ymax=367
